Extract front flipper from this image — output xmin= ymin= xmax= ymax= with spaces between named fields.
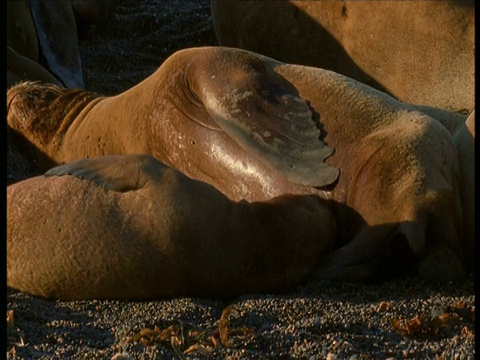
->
xmin=198 ymin=51 xmax=339 ymax=187
xmin=44 ymin=154 xmax=166 ymax=192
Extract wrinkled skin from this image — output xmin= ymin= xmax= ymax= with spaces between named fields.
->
xmin=7 ymin=154 xmax=337 ymax=300
xmin=211 ymin=0 xmax=474 ymax=113
xmin=7 ymin=46 xmax=469 ymax=283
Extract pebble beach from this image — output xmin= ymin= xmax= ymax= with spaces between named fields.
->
xmin=7 ymin=277 xmax=475 ymax=359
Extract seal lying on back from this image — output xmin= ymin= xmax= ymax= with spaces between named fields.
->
xmin=6 ymin=46 xmax=468 ymax=283
xmin=7 ymin=154 xmax=337 ymax=300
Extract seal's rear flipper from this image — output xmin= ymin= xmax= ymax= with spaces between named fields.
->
xmin=44 ymin=154 xmax=166 ymax=192
xmin=198 ymin=50 xmax=339 ymax=187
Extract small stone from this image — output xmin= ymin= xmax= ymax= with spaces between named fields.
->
xmin=111 ymin=352 xmax=133 ymax=360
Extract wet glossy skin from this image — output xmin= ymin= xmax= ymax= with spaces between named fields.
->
xmin=6 ymin=47 xmax=469 ymax=283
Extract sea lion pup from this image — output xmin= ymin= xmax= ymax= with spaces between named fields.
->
xmin=211 ymin=0 xmax=475 ymax=113
xmin=6 ymin=46 xmax=467 ymax=283
xmin=7 ymin=154 xmax=337 ymax=300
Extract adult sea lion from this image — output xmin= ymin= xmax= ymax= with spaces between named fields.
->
xmin=7 ymin=45 xmax=63 ymax=88
xmin=211 ymin=0 xmax=475 ymax=113
xmin=7 ymin=0 xmax=83 ymax=88
xmin=6 ymin=46 xmax=468 ymax=283
xmin=7 ymin=0 xmax=121 ymax=89
xmin=7 ymin=0 xmax=62 ymax=88
xmin=7 ymin=154 xmax=337 ymax=300
xmin=28 ymin=0 xmax=84 ymax=89
xmin=452 ymin=110 xmax=475 ymax=273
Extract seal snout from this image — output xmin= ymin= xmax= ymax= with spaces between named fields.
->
xmin=7 ymin=81 xmax=71 ymax=156
xmin=7 ymin=84 xmax=31 ymax=134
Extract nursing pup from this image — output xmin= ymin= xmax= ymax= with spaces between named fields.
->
xmin=7 ymin=154 xmax=337 ymax=300
xmin=7 ymin=46 xmax=469 ymax=283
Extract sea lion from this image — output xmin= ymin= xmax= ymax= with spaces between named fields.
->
xmin=7 ymin=154 xmax=337 ymax=300
xmin=452 ymin=110 xmax=475 ymax=273
xmin=7 ymin=0 xmax=40 ymax=62
xmin=211 ymin=0 xmax=475 ymax=113
xmin=7 ymin=0 xmax=83 ymax=88
xmin=6 ymin=46 xmax=467 ymax=283
xmin=7 ymin=0 xmax=120 ymax=89
xmin=7 ymin=45 xmax=63 ymax=88
xmin=7 ymin=0 xmax=62 ymax=87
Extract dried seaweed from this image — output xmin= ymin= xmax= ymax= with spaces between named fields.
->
xmin=390 ymin=301 xmax=475 ymax=338
xmin=126 ymin=304 xmax=255 ymax=355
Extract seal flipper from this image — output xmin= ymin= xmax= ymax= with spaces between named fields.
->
xmin=44 ymin=154 xmax=166 ymax=192
xmin=29 ymin=0 xmax=85 ymax=89
xmin=200 ymin=55 xmax=339 ymax=187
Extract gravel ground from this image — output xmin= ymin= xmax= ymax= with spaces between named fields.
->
xmin=6 ymin=277 xmax=476 ymax=359
xmin=6 ymin=1 xmax=475 ymax=359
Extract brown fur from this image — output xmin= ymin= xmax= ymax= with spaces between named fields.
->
xmin=211 ymin=0 xmax=474 ymax=113
xmin=7 ymin=46 xmax=467 ymax=283
xmin=7 ymin=154 xmax=337 ymax=300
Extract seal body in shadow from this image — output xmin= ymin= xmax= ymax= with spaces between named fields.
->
xmin=7 ymin=0 xmax=63 ymax=87
xmin=6 ymin=46 xmax=468 ymax=283
xmin=7 ymin=0 xmax=120 ymax=89
xmin=452 ymin=110 xmax=475 ymax=273
xmin=211 ymin=0 xmax=474 ymax=113
xmin=7 ymin=154 xmax=337 ymax=300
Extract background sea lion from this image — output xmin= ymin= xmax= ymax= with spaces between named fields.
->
xmin=7 ymin=45 xmax=63 ymax=87
xmin=211 ymin=0 xmax=474 ymax=113
xmin=28 ymin=0 xmax=85 ymax=88
xmin=7 ymin=154 xmax=337 ymax=300
xmin=7 ymin=0 xmax=121 ymax=89
xmin=452 ymin=110 xmax=475 ymax=273
xmin=6 ymin=46 xmax=468 ymax=283
xmin=7 ymin=0 xmax=62 ymax=87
